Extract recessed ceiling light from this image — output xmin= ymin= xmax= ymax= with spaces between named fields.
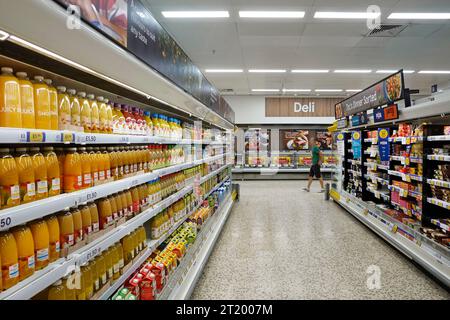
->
xmin=315 ymin=89 xmax=343 ymax=92
xmin=314 ymin=12 xmax=381 ymax=19
xmin=388 ymin=13 xmax=450 ymax=20
xmin=418 ymin=70 xmax=450 ymax=74
xmin=282 ymin=89 xmax=311 ymax=92
xmin=376 ymin=70 xmax=415 ymax=74
xmin=248 ymin=69 xmax=286 ymax=73
xmin=252 ymin=89 xmax=280 ymax=92
xmin=205 ymin=69 xmax=243 ymax=73
xmin=346 ymin=89 xmax=362 ymax=92
xmin=239 ymin=11 xmax=305 ymax=18
xmin=162 ymin=11 xmax=230 ymax=18
xmin=291 ymin=69 xmax=329 ymax=73
xmin=334 ymin=69 xmax=372 ymax=73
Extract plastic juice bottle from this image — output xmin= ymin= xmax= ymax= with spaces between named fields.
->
xmin=0 ymin=148 xmax=20 ymax=208
xmin=108 ymin=195 xmax=118 ymax=222
xmin=62 ymin=274 xmax=76 ymax=300
xmin=101 ymin=147 xmax=111 ymax=180
xmin=138 ymin=226 xmax=146 ymax=251
xmin=78 ymin=147 xmax=92 ymax=189
xmin=76 ymin=268 xmax=86 ymax=300
xmin=97 ymin=96 xmax=108 ymax=133
xmin=16 ymin=72 xmax=35 ymax=129
xmin=139 ymin=109 xmax=147 ymax=135
xmin=45 ymin=215 xmax=60 ymax=263
xmin=64 ymin=148 xmax=82 ymax=193
xmin=107 ymin=147 xmax=118 ymax=180
xmin=114 ymin=243 xmax=124 ymax=272
xmin=105 ymin=98 xmax=113 ymax=134
xmin=151 ymin=114 xmax=159 ymax=137
xmin=47 ymin=279 xmax=66 ymax=300
xmin=30 ymin=147 xmax=48 ymax=200
xmin=0 ymin=67 xmax=21 ymax=128
xmin=122 ymin=105 xmax=133 ymax=133
xmin=11 ymin=225 xmax=35 ymax=281
xmin=116 ymin=147 xmax=124 ymax=178
xmin=103 ymin=247 xmax=113 ymax=281
xmin=86 ymin=147 xmax=98 ymax=185
xmin=88 ymin=202 xmax=100 ymax=234
xmin=44 ymin=79 xmax=58 ymax=130
xmin=131 ymin=230 xmax=139 ymax=256
xmin=78 ymin=92 xmax=92 ymax=133
xmin=71 ymin=207 xmax=83 ymax=243
xmin=88 ymin=94 xmax=99 ymax=133
xmin=132 ymin=107 xmax=141 ymax=134
xmin=54 ymin=147 xmax=65 ymax=189
xmin=121 ymin=234 xmax=133 ymax=265
xmin=94 ymin=147 xmax=105 ymax=182
xmin=89 ymin=258 xmax=100 ymax=293
xmin=143 ymin=111 xmax=153 ymax=136
xmin=0 ymin=232 xmax=19 ymax=289
xmin=43 ymin=146 xmax=61 ymax=197
xmin=98 ymin=198 xmax=113 ymax=230
xmin=57 ymin=86 xmax=71 ymax=130
xmin=130 ymin=188 xmax=139 ymax=216
xmin=111 ymin=245 xmax=120 ymax=280
xmin=80 ymin=205 xmax=92 ymax=238
xmin=67 ymin=89 xmax=81 ymax=128
xmin=80 ymin=262 xmax=93 ymax=300
xmin=58 ymin=210 xmax=74 ymax=249
xmin=33 ymin=76 xmax=51 ymax=130
xmin=95 ymin=253 xmax=107 ymax=287
xmin=119 ymin=191 xmax=129 ymax=219
xmin=14 ymin=147 xmax=36 ymax=204
xmin=29 ymin=219 xmax=50 ymax=270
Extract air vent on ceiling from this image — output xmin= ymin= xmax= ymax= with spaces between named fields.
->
xmin=366 ymin=24 xmax=408 ymax=37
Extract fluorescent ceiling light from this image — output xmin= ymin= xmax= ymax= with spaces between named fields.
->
xmin=282 ymin=89 xmax=311 ymax=92
xmin=162 ymin=11 xmax=229 ymax=18
xmin=239 ymin=11 xmax=305 ymax=18
xmin=346 ymin=89 xmax=362 ymax=92
xmin=376 ymin=69 xmax=415 ymax=74
xmin=291 ymin=69 xmax=329 ymax=73
xmin=334 ymin=69 xmax=372 ymax=73
xmin=249 ymin=69 xmax=286 ymax=73
xmin=419 ymin=70 xmax=450 ymax=74
xmin=252 ymin=89 xmax=280 ymax=92
xmin=315 ymin=89 xmax=343 ymax=92
xmin=205 ymin=69 xmax=243 ymax=73
xmin=314 ymin=12 xmax=380 ymax=19
xmin=388 ymin=13 xmax=450 ymax=20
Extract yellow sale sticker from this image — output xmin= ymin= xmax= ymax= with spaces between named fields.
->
xmin=63 ymin=132 xmax=74 ymax=143
xmin=28 ymin=132 xmax=45 ymax=142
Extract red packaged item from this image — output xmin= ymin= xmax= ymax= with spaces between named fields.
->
xmin=125 ymin=273 xmax=144 ymax=299
xmin=150 ymin=262 xmax=166 ymax=293
xmin=140 ymin=272 xmax=157 ymax=300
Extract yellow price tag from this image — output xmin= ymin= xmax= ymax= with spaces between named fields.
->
xmin=405 ymin=157 xmax=410 ymax=166
xmin=29 ymin=131 xmax=45 ymax=142
xmin=63 ymin=132 xmax=74 ymax=143
xmin=391 ymin=225 xmax=398 ymax=233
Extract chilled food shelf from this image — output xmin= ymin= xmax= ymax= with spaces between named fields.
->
xmin=390 ymin=155 xmax=423 ymax=164
xmin=364 ymin=138 xmax=378 ymax=144
xmin=364 ymin=162 xmax=389 ymax=171
xmin=428 ymin=135 xmax=450 ymax=142
xmin=367 ymin=188 xmax=390 ymax=201
xmin=389 ymin=136 xmax=423 ymax=144
xmin=427 ymin=155 xmax=450 ymax=162
xmin=427 ymin=198 xmax=450 ymax=210
xmin=431 ymin=219 xmax=450 ymax=233
xmin=388 ymin=170 xmax=423 ymax=182
xmin=365 ymin=174 xmax=389 ymax=186
xmin=427 ymin=179 xmax=450 ymax=189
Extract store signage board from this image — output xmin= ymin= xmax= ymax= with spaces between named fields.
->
xmin=336 ymin=133 xmax=345 ymax=156
xmin=378 ymin=128 xmax=390 ymax=161
xmin=337 ymin=118 xmax=348 ymax=129
xmin=335 ymin=71 xmax=405 ymax=119
xmin=266 ymin=97 xmax=341 ymax=117
xmin=351 ymin=131 xmax=362 ymax=159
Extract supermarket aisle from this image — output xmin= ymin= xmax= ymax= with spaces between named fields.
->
xmin=191 ymin=181 xmax=450 ymax=300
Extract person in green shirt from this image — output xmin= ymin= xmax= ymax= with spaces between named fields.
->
xmin=303 ymin=140 xmax=325 ymax=192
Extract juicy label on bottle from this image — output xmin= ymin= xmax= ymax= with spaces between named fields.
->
xmin=83 ymin=173 xmax=92 ymax=187
xmin=1 ymin=184 xmax=20 ymax=207
xmin=19 ymin=255 xmax=35 ymax=277
xmin=36 ymin=248 xmax=49 ymax=265
xmin=49 ymin=177 xmax=61 ymax=195
xmin=92 ymin=222 xmax=99 ymax=233
xmin=93 ymin=171 xmax=99 ymax=183
xmin=36 ymin=179 xmax=48 ymax=197
xmin=2 ymin=262 xmax=19 ymax=282
xmin=20 ymin=181 xmax=36 ymax=201
xmin=61 ymin=233 xmax=74 ymax=249
xmin=99 ymin=170 xmax=105 ymax=181
xmin=64 ymin=175 xmax=82 ymax=192
xmin=106 ymin=169 xmax=111 ymax=180
xmin=50 ymin=240 xmax=60 ymax=259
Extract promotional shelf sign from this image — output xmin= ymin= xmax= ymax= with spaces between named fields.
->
xmin=378 ymin=128 xmax=390 ymax=161
xmin=336 ymin=132 xmax=345 ymax=156
xmin=352 ymin=131 xmax=362 ymax=159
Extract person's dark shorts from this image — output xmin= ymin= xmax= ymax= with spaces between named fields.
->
xmin=309 ymin=164 xmax=321 ymax=178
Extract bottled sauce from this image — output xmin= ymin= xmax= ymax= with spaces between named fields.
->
xmin=67 ymin=89 xmax=81 ymax=128
xmin=58 ymin=210 xmax=74 ymax=250
xmin=16 ymin=72 xmax=35 ymax=129
xmin=80 ymin=262 xmax=93 ymax=300
xmin=47 ymin=279 xmax=65 ymax=300
xmin=98 ymin=198 xmax=113 ymax=229
xmin=97 ymin=96 xmax=108 ymax=133
xmin=11 ymin=225 xmax=35 ymax=281
xmin=44 ymin=79 xmax=59 ymax=130
xmin=63 ymin=274 xmax=76 ymax=300
xmin=88 ymin=94 xmax=99 ymax=133
xmin=88 ymin=202 xmax=100 ymax=234
xmin=95 ymin=253 xmax=107 ymax=287
xmin=0 ymin=67 xmax=21 ymax=128
xmin=29 ymin=219 xmax=50 ymax=270
xmin=30 ymin=147 xmax=48 ymax=200
xmin=43 ymin=146 xmax=61 ymax=197
xmin=80 ymin=205 xmax=92 ymax=237
xmin=89 ymin=258 xmax=100 ymax=293
xmin=57 ymin=86 xmax=71 ymax=130
xmin=64 ymin=147 xmax=82 ymax=193
xmin=79 ymin=92 xmax=92 ymax=133
xmin=105 ymin=98 xmax=113 ymax=133
xmin=71 ymin=207 xmax=83 ymax=244
xmin=0 ymin=232 xmax=19 ymax=290
xmin=33 ymin=76 xmax=51 ymax=130
xmin=0 ymin=148 xmax=20 ymax=208
xmin=79 ymin=147 xmax=92 ymax=189
xmin=45 ymin=215 xmax=61 ymax=263
xmin=87 ymin=147 xmax=99 ymax=185
xmin=14 ymin=147 xmax=36 ymax=204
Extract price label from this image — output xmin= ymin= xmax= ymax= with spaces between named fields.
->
xmin=28 ymin=131 xmax=45 ymax=143
xmin=401 ymin=174 xmax=411 ymax=182
xmin=119 ymin=136 xmax=130 ymax=143
xmin=131 ymin=179 xmax=139 ymax=187
xmin=84 ymin=135 xmax=97 ymax=143
xmin=86 ymin=246 xmax=102 ymax=261
xmin=0 ymin=216 xmax=13 ymax=231
xmin=391 ymin=224 xmax=398 ymax=233
xmin=86 ymin=191 xmax=98 ymax=201
xmin=62 ymin=132 xmax=74 ymax=143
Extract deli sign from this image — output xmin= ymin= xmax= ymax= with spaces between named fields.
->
xmin=294 ymin=102 xmax=315 ymax=113
xmin=266 ymin=98 xmax=340 ymax=117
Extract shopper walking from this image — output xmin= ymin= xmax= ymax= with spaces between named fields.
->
xmin=303 ymin=140 xmax=325 ymax=192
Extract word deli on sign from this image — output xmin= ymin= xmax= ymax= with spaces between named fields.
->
xmin=294 ymin=102 xmax=315 ymax=113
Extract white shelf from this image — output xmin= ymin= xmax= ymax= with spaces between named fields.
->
xmin=364 ymin=162 xmax=389 ymax=171
xmin=390 ymin=155 xmax=422 ymax=164
xmin=389 ymin=136 xmax=423 ymax=144
xmin=427 ymin=135 xmax=450 ymax=142
xmin=427 ymin=198 xmax=450 ymax=210
xmin=428 ymin=154 xmax=450 ymax=162
xmin=232 ymin=168 xmax=335 ymax=173
xmin=427 ymin=179 xmax=450 ymax=189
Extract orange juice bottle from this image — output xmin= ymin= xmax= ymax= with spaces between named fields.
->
xmin=30 ymin=147 xmax=48 ymax=200
xmin=33 ymin=76 xmax=51 ymax=130
xmin=0 ymin=232 xmax=19 ymax=289
xmin=67 ymin=89 xmax=81 ymax=128
xmin=71 ymin=207 xmax=83 ymax=244
xmin=107 ymin=147 xmax=118 ymax=180
xmin=47 ymin=279 xmax=66 ymax=300
xmin=29 ymin=219 xmax=50 ymax=270
xmin=125 ymin=190 xmax=133 ymax=219
xmin=78 ymin=92 xmax=91 ymax=133
xmin=95 ymin=253 xmax=107 ymax=287
xmin=56 ymin=86 xmax=71 ymax=130
xmin=45 ymin=215 xmax=60 ymax=263
xmin=78 ymin=147 xmax=92 ymax=189
xmin=44 ymin=79 xmax=58 ymax=130
xmin=64 ymin=147 xmax=82 ymax=193
xmin=80 ymin=262 xmax=93 ymax=299
xmin=54 ymin=147 xmax=65 ymax=189
xmin=80 ymin=205 xmax=92 ymax=238
xmin=111 ymin=245 xmax=120 ymax=280
xmin=88 ymin=202 xmax=100 ymax=234
xmin=58 ymin=210 xmax=74 ymax=249
xmin=97 ymin=97 xmax=108 ymax=133
xmin=115 ymin=242 xmax=124 ymax=272
xmin=16 ymin=72 xmax=35 ymax=129
xmin=0 ymin=148 xmax=20 ymax=208
xmin=88 ymin=94 xmax=99 ymax=133
xmin=0 ymin=67 xmax=21 ymax=128
xmin=62 ymin=273 xmax=77 ymax=300
xmin=105 ymin=98 xmax=113 ymax=134
xmin=95 ymin=147 xmax=105 ymax=182
xmin=119 ymin=191 xmax=128 ymax=219
xmin=103 ymin=247 xmax=113 ymax=281
xmin=108 ymin=195 xmax=118 ymax=222
xmin=43 ymin=147 xmax=61 ymax=197
xmin=101 ymin=147 xmax=111 ymax=180
xmin=113 ymin=193 xmax=123 ymax=219
xmin=87 ymin=147 xmax=98 ymax=185
xmin=89 ymin=258 xmax=100 ymax=293
xmin=11 ymin=225 xmax=35 ymax=281
xmin=14 ymin=147 xmax=36 ymax=204
xmin=120 ymin=234 xmax=133 ymax=264
xmin=98 ymin=198 xmax=113 ymax=230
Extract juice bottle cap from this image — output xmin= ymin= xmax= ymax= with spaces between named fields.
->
xmin=34 ymin=75 xmax=44 ymax=82
xmin=107 ymin=147 xmax=115 ymax=151
xmin=0 ymin=147 xmax=11 ymax=153
xmin=57 ymin=86 xmax=67 ymax=92
xmin=67 ymin=147 xmax=78 ymax=152
xmin=97 ymin=96 xmax=104 ymax=102
xmin=29 ymin=147 xmax=41 ymax=152
xmin=78 ymin=91 xmax=87 ymax=98
xmin=16 ymin=72 xmax=27 ymax=79
xmin=67 ymin=89 xmax=77 ymax=95
xmin=1 ymin=67 xmax=13 ymax=74
xmin=78 ymin=147 xmax=87 ymax=152
xmin=44 ymin=79 xmax=53 ymax=85
xmin=87 ymin=94 xmax=95 ymax=99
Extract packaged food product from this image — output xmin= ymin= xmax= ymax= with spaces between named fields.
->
xmin=0 ymin=148 xmax=21 ymax=208
xmin=33 ymin=76 xmax=51 ymax=130
xmin=16 ymin=72 xmax=35 ymax=129
xmin=29 ymin=219 xmax=50 ymax=270
xmin=0 ymin=232 xmax=19 ymax=290
xmin=11 ymin=225 xmax=35 ymax=281
xmin=0 ymin=67 xmax=21 ymax=128
xmin=58 ymin=210 xmax=75 ymax=249
xmin=43 ymin=146 xmax=61 ymax=197
xmin=44 ymin=79 xmax=59 ymax=130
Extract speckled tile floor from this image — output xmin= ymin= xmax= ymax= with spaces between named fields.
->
xmin=191 ymin=181 xmax=450 ymax=300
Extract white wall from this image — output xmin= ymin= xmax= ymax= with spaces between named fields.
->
xmin=224 ymin=96 xmax=335 ymax=125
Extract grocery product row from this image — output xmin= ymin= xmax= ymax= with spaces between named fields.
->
xmin=238 ymin=151 xmax=337 ymax=169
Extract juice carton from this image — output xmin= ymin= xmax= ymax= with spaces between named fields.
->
xmin=140 ymin=272 xmax=156 ymax=300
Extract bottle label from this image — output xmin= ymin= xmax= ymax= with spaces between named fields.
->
xmin=94 ymin=279 xmax=100 ymax=291
xmin=118 ymin=209 xmax=123 ymax=218
xmin=113 ymin=263 xmax=120 ymax=274
xmin=51 ymin=178 xmax=61 ymax=191
xmin=99 ymin=171 xmax=105 ymax=181
xmin=114 ymin=167 xmax=119 ymax=177
xmin=61 ymin=233 xmax=74 ymax=248
xmin=50 ymin=240 xmax=61 ymax=257
xmin=119 ymin=258 xmax=124 ymax=269
xmin=125 ymin=165 xmax=130 ymax=175
xmin=133 ymin=201 xmax=140 ymax=214
xmin=108 ymin=267 xmax=113 ymax=278
xmin=26 ymin=182 xmax=36 ymax=197
xmin=36 ymin=248 xmax=49 ymax=262
xmin=3 ymin=263 xmax=19 ymax=279
xmin=37 ymin=180 xmax=48 ymax=195
xmin=27 ymin=255 xmax=36 ymax=269
xmin=93 ymin=172 xmax=99 ymax=183
xmin=92 ymin=222 xmax=99 ymax=232
xmin=113 ymin=211 xmax=119 ymax=220
xmin=143 ymin=163 xmax=148 ymax=171
xmin=101 ymin=273 xmax=107 ymax=285
xmin=74 ymin=229 xmax=83 ymax=243
xmin=119 ymin=166 xmax=124 ymax=176
xmin=64 ymin=175 xmax=82 ymax=192
xmin=83 ymin=174 xmax=92 ymax=186
xmin=152 ymin=227 xmax=159 ymax=239
xmin=84 ymin=225 xmax=92 ymax=235
xmin=106 ymin=169 xmax=111 ymax=179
